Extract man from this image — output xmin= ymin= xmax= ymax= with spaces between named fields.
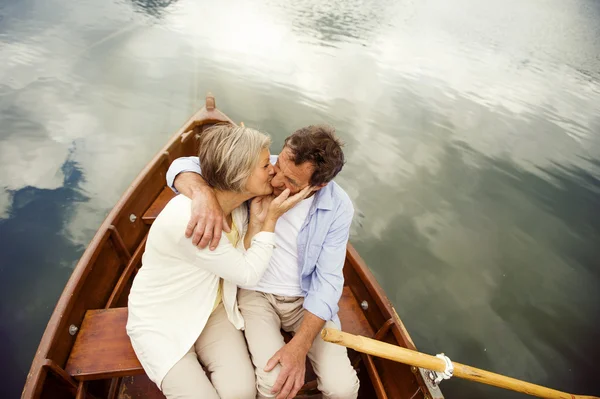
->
xmin=166 ymin=125 xmax=359 ymax=399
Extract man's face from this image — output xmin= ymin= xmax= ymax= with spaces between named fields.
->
xmin=271 ymin=146 xmax=314 ymax=196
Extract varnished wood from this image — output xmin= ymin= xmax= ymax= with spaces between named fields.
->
xmin=105 ymin=236 xmax=147 ymax=309
xmin=42 ymin=359 xmax=78 ymax=390
xmin=75 ymin=382 xmax=85 ymax=399
xmin=141 ymin=187 xmax=176 ymax=224
xmin=364 ymin=355 xmax=388 ymax=399
xmin=339 ymin=287 xmax=374 ymax=338
xmin=374 ymin=318 xmax=394 ymax=341
xmin=297 ymin=380 xmax=319 ymax=396
xmin=107 ymin=378 xmax=120 ymax=399
xmin=323 ymin=329 xmax=600 ymax=399
xmin=108 ymin=226 xmax=132 ymax=262
xmin=23 ymin=94 xmax=433 ymax=399
xmin=65 ymin=308 xmax=143 ymax=380
xmin=344 ymin=245 xmax=428 ymax=398
xmin=49 ymin=239 xmax=126 ymax=367
xmin=117 ymin=375 xmax=162 ymax=399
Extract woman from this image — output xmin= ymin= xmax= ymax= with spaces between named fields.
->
xmin=126 ymin=124 xmax=311 ymax=399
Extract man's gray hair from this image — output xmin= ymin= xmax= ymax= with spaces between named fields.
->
xmin=198 ymin=124 xmax=271 ymax=193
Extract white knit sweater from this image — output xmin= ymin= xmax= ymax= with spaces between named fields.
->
xmin=126 ymin=194 xmax=275 ymax=387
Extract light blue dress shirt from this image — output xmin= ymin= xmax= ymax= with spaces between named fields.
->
xmin=166 ymin=156 xmax=355 ymax=325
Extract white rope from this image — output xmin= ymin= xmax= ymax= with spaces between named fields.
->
xmin=433 ymin=353 xmax=454 ymax=384
xmin=408 ymin=386 xmax=421 ymax=399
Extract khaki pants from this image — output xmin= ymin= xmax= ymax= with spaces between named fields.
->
xmin=238 ymin=289 xmax=360 ymax=399
xmin=161 ymin=303 xmax=256 ymax=399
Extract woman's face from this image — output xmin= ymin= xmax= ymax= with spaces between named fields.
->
xmin=245 ymin=148 xmax=275 ymax=196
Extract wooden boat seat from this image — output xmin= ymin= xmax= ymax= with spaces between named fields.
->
xmin=65 ymin=308 xmax=141 ymax=380
xmin=64 ymin=287 xmax=373 ymax=382
xmin=142 ymin=186 xmax=176 ymax=224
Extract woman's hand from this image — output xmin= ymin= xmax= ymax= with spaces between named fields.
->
xmin=249 ymin=195 xmax=274 ymax=226
xmin=266 ymin=186 xmax=313 ymax=221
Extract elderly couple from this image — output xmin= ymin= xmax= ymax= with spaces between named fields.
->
xmin=126 ymin=124 xmax=359 ymax=399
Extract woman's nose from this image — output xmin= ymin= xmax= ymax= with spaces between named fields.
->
xmin=268 ymin=164 xmax=275 ymax=176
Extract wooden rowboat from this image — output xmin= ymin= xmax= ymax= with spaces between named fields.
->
xmin=22 ymin=95 xmax=443 ymax=399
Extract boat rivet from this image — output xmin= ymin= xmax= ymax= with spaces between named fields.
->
xmin=129 ymin=214 xmax=137 ymax=223
xmin=411 ymin=366 xmax=418 ymax=374
xmin=69 ymin=325 xmax=78 ymax=336
xmin=360 ymin=300 xmax=368 ymax=310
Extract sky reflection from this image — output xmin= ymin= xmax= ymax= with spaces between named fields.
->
xmin=1 ymin=0 xmax=599 ymax=397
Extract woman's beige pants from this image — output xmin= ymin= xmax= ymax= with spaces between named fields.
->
xmin=161 ymin=303 xmax=256 ymax=399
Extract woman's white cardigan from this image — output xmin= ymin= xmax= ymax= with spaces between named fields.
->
xmin=126 ymin=194 xmax=275 ymax=388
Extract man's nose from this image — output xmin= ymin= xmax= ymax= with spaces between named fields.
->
xmin=271 ymin=172 xmax=284 ymax=187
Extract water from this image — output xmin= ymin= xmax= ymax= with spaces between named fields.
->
xmin=1 ymin=0 xmax=599 ymax=397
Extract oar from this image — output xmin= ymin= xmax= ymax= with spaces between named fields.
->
xmin=321 ymin=328 xmax=599 ymax=399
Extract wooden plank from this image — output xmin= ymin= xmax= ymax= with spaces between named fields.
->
xmin=345 ymin=245 xmax=417 ymax=351
xmin=118 ymin=375 xmax=163 ymax=399
xmin=142 ymin=187 xmax=176 ymax=224
xmin=108 ymin=226 xmax=132 ymax=262
xmin=365 ymin=355 xmax=388 ymax=399
xmin=339 ymin=286 xmax=375 ymax=338
xmin=42 ymin=359 xmax=78 ymax=390
xmin=107 ymin=377 xmax=121 ymax=399
xmin=75 ymin=382 xmax=85 ymax=399
xmin=65 ymin=308 xmax=142 ymax=380
xmin=343 ymin=245 xmax=429 ymax=398
xmin=113 ymin=161 xmax=165 ymax=249
xmin=48 ymin=238 xmax=125 ymax=366
xmin=106 ymin=235 xmax=148 ymax=309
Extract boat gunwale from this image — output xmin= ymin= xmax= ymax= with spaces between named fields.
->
xmin=346 ymin=245 xmax=418 ymax=351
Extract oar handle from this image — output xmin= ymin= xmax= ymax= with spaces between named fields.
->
xmin=321 ymin=328 xmax=599 ymax=399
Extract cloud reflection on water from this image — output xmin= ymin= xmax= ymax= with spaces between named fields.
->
xmin=353 ymin=142 xmax=600 ymax=397
xmin=1 ymin=0 xmax=600 ymax=397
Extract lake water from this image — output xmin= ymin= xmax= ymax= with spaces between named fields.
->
xmin=1 ymin=0 xmax=599 ymax=397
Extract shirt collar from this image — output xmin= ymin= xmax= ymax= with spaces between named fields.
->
xmin=312 ymin=182 xmax=334 ymax=211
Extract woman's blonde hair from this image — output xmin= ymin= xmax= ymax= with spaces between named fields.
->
xmin=197 ymin=124 xmax=271 ymax=193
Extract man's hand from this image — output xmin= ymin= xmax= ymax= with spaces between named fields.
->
xmin=265 ymin=341 xmax=308 ymax=399
xmin=186 ymin=188 xmax=230 ymax=250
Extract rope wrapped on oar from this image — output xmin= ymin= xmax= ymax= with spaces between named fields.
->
xmin=321 ymin=328 xmax=599 ymax=399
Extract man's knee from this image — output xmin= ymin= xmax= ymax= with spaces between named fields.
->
xmin=217 ymin=375 xmax=257 ymax=399
xmin=212 ymin=358 xmax=257 ymax=399
xmin=318 ymin=365 xmax=360 ymax=399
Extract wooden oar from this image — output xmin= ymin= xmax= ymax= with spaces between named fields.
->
xmin=321 ymin=328 xmax=599 ymax=399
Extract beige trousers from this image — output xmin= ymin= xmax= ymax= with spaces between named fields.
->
xmin=238 ymin=289 xmax=360 ymax=399
xmin=161 ymin=303 xmax=256 ymax=399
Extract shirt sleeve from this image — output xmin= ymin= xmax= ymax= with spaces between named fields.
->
xmin=166 ymin=156 xmax=201 ymax=194
xmin=152 ymin=195 xmax=275 ymax=287
xmin=303 ymin=201 xmax=354 ymax=321
xmin=191 ymin=231 xmax=276 ymax=286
